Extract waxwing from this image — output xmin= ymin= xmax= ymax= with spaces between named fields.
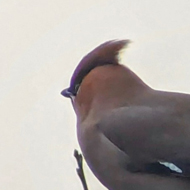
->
xmin=61 ymin=40 xmax=190 ymax=190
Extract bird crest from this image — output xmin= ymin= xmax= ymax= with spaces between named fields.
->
xmin=69 ymin=40 xmax=131 ymax=93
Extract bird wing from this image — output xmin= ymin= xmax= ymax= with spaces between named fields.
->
xmin=97 ymin=106 xmax=190 ymax=177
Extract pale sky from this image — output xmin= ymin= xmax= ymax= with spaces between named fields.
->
xmin=1 ymin=0 xmax=190 ymax=189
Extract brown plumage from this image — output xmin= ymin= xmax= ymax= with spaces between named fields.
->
xmin=61 ymin=40 xmax=190 ymax=190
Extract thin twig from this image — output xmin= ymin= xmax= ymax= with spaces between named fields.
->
xmin=74 ymin=149 xmax=89 ymax=190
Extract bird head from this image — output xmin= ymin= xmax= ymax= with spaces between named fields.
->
xmin=61 ymin=40 xmax=149 ymax=121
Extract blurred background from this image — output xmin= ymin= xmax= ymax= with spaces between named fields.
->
xmin=1 ymin=0 xmax=190 ymax=189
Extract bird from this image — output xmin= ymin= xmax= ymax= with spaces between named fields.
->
xmin=61 ymin=40 xmax=190 ymax=190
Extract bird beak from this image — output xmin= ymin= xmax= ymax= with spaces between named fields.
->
xmin=61 ymin=88 xmax=73 ymax=98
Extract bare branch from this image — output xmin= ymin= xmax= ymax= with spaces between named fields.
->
xmin=74 ymin=149 xmax=89 ymax=190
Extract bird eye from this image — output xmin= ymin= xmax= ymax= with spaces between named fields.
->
xmin=75 ymin=84 xmax=80 ymax=94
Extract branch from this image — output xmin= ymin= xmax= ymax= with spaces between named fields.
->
xmin=74 ymin=149 xmax=89 ymax=190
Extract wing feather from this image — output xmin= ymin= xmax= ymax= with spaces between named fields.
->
xmin=97 ymin=106 xmax=190 ymax=177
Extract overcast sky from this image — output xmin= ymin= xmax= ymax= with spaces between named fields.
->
xmin=1 ymin=0 xmax=190 ymax=189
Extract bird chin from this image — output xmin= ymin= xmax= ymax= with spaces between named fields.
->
xmin=70 ymin=95 xmax=75 ymax=103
